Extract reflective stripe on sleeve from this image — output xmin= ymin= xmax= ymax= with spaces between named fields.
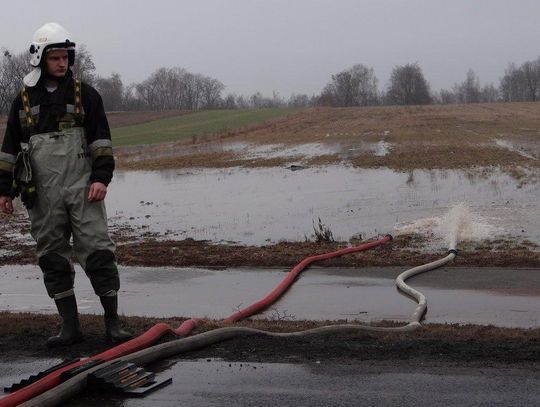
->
xmin=0 ymin=152 xmax=17 ymax=164
xmin=89 ymin=139 xmax=112 ymax=151
xmin=0 ymin=152 xmax=16 ymax=172
xmin=92 ymin=147 xmax=113 ymax=157
xmin=0 ymin=161 xmax=14 ymax=172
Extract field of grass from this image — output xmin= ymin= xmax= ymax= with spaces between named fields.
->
xmin=111 ymin=108 xmax=297 ymax=147
xmin=115 ymin=103 xmax=540 ymax=178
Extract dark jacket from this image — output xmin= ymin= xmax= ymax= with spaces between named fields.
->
xmin=0 ymin=69 xmax=114 ymax=197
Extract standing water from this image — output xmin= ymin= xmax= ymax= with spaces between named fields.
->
xmin=107 ymin=167 xmax=537 ymax=246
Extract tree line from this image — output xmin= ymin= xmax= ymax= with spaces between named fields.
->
xmin=2 ymin=45 xmax=540 ymax=114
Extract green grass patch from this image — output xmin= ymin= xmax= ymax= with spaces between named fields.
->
xmin=112 ymin=108 xmax=297 ymax=147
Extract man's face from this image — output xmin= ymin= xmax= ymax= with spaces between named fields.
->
xmin=44 ymin=49 xmax=69 ymax=78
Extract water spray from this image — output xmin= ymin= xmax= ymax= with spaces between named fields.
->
xmin=395 ymin=202 xmax=500 ymax=250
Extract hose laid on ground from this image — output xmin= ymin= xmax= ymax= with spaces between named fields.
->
xmin=1 ymin=235 xmax=392 ymax=407
xmin=21 ymin=246 xmax=457 ymax=407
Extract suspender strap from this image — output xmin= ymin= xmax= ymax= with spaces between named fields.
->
xmin=20 ymin=88 xmax=35 ymax=128
xmin=74 ymin=79 xmax=82 ymax=116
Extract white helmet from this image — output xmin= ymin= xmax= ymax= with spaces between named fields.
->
xmin=23 ymin=23 xmax=76 ymax=87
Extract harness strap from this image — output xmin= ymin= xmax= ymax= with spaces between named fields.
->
xmin=21 ymin=80 xmax=84 ymax=134
xmin=20 ymin=88 xmax=35 ymax=129
xmin=74 ymin=79 xmax=82 ymax=116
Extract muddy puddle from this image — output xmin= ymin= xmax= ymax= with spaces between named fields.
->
xmin=107 ymin=166 xmax=539 ymax=246
xmin=2 ymin=265 xmax=539 ymax=328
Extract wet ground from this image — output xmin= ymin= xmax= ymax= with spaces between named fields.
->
xmin=2 ymin=358 xmax=539 ymax=407
xmin=66 ymin=360 xmax=540 ymax=407
xmin=2 ymin=104 xmax=540 ymax=404
xmin=1 ymin=265 xmax=540 ymax=328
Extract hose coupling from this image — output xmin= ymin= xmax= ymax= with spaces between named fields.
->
xmin=384 ymin=234 xmax=393 ymax=241
xmin=448 ymin=248 xmax=458 ymax=255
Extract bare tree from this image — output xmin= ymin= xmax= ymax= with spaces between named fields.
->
xmin=499 ymin=63 xmax=528 ymax=102
xmin=321 ymin=64 xmax=378 ymax=107
xmin=521 ymin=59 xmax=540 ymax=101
xmin=181 ymin=72 xmax=202 ymax=110
xmin=386 ymin=63 xmax=432 ymax=105
xmin=235 ymin=95 xmax=250 ymax=109
xmin=221 ymin=93 xmax=237 ymax=109
xmin=200 ymin=76 xmax=224 ymax=109
xmin=287 ymin=93 xmax=311 ymax=108
xmin=247 ymin=91 xmax=284 ymax=108
xmin=479 ymin=83 xmax=499 ymax=103
xmin=0 ymin=49 xmax=26 ymax=115
xmin=122 ymin=83 xmax=144 ymax=111
xmin=135 ymin=76 xmax=159 ymax=110
xmin=133 ymin=67 xmax=224 ymax=111
xmin=455 ymin=69 xmax=481 ymax=103
xmin=71 ymin=44 xmax=96 ymax=85
xmin=94 ymin=72 xmax=124 ymax=111
xmin=438 ymin=88 xmax=457 ymax=104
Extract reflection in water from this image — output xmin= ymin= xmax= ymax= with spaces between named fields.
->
xmin=107 ymin=166 xmax=539 ymax=246
xmin=2 ymin=265 xmax=539 ymax=328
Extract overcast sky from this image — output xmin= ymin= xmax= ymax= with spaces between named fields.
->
xmin=2 ymin=0 xmax=540 ymax=97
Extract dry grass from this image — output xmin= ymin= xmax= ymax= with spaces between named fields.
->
xmin=113 ymin=103 xmax=540 ymax=176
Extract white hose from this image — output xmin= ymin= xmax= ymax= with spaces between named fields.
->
xmin=22 ymin=249 xmax=457 ymax=406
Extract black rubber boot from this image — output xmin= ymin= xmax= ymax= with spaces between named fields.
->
xmin=99 ymin=296 xmax=133 ymax=343
xmin=47 ymin=295 xmax=83 ymax=347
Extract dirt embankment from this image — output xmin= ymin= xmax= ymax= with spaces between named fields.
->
xmin=1 ymin=312 xmax=539 ymax=366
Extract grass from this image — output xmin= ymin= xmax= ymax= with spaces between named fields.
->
xmin=109 ymin=103 xmax=539 ymax=178
xmin=111 ymin=108 xmax=297 ymax=147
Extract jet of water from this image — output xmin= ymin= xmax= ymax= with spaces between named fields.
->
xmin=395 ymin=203 xmax=500 ymax=248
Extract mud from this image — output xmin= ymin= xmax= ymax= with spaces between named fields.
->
xmin=0 ymin=312 xmax=539 ymax=366
xmin=1 ymin=227 xmax=539 ymax=268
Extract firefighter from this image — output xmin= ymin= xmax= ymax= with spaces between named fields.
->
xmin=0 ymin=23 xmax=132 ymax=346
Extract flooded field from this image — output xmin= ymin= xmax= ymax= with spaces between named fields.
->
xmin=107 ymin=166 xmax=539 ymax=247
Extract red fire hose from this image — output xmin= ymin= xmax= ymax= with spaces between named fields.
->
xmin=0 ymin=235 xmax=391 ymax=406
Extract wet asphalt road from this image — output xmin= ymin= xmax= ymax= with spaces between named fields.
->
xmin=2 ymin=358 xmax=539 ymax=406
xmin=46 ymin=360 xmax=540 ymax=406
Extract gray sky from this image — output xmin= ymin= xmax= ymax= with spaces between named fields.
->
xmin=2 ymin=0 xmax=540 ymax=97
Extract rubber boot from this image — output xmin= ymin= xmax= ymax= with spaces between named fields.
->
xmin=47 ymin=295 xmax=83 ymax=347
xmin=99 ymin=296 xmax=133 ymax=343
